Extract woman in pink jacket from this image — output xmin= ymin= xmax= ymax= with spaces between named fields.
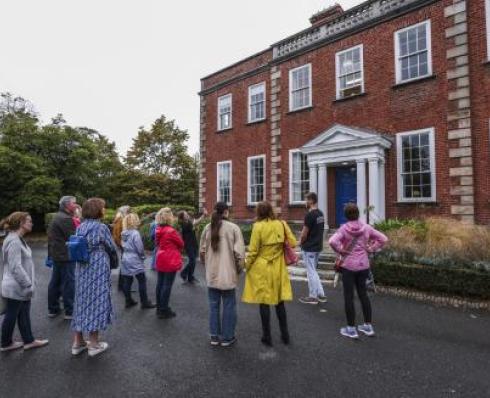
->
xmin=328 ymin=203 xmax=388 ymax=339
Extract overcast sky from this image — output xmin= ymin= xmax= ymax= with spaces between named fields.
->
xmin=1 ymin=0 xmax=362 ymax=156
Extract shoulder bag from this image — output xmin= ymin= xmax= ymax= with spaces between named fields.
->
xmin=281 ymin=221 xmax=298 ymax=266
xmin=334 ymin=236 xmax=359 ymax=273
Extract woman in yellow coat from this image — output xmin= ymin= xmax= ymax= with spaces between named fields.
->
xmin=242 ymin=201 xmax=297 ymax=346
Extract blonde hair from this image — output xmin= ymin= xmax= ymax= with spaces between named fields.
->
xmin=155 ymin=207 xmax=174 ymax=225
xmin=123 ymin=213 xmax=140 ymax=230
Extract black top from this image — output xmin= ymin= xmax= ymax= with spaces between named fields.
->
xmin=301 ymin=209 xmax=325 ymax=252
xmin=47 ymin=210 xmax=76 ymax=262
xmin=181 ymin=221 xmax=198 ymax=257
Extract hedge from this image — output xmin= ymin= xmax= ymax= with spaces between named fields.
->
xmin=373 ymin=258 xmax=490 ymax=300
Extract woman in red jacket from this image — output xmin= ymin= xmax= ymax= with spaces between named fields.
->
xmin=155 ymin=208 xmax=184 ymax=319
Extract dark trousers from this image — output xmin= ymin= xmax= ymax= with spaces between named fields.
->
xmin=259 ymin=302 xmax=289 ymax=340
xmin=181 ymin=255 xmax=197 ymax=282
xmin=156 ymin=272 xmax=176 ymax=314
xmin=341 ymin=268 xmax=372 ymax=327
xmin=1 ymin=299 xmax=34 ymax=347
xmin=122 ymin=273 xmax=149 ymax=305
xmin=48 ymin=261 xmax=75 ymax=316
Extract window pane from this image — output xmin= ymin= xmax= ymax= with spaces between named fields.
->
xmin=400 ymin=131 xmax=434 ymax=200
xmin=399 ymin=32 xmax=408 ymax=56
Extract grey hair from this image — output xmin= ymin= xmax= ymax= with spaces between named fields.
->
xmin=59 ymin=196 xmax=76 ymax=210
xmin=117 ymin=205 xmax=131 ymax=217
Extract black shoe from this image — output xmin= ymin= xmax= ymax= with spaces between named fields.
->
xmin=48 ymin=311 xmax=61 ymax=319
xmin=210 ymin=336 xmax=220 ymax=346
xmin=220 ymin=337 xmax=237 ymax=347
xmin=261 ymin=336 xmax=272 ymax=347
xmin=281 ymin=334 xmax=290 ymax=345
xmin=125 ymin=299 xmax=138 ymax=309
xmin=158 ymin=310 xmax=176 ymax=319
xmin=188 ymin=278 xmax=200 ymax=285
xmin=141 ymin=302 xmax=156 ymax=309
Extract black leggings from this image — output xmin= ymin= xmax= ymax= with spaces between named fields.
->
xmin=259 ymin=302 xmax=289 ymax=339
xmin=341 ymin=268 xmax=372 ymax=327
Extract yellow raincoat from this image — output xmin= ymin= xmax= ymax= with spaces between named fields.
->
xmin=242 ymin=219 xmax=297 ymax=305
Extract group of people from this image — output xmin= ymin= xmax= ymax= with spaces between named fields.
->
xmin=0 ymin=191 xmax=388 ymax=356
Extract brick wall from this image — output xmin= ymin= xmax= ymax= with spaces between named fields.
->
xmin=200 ymin=0 xmax=490 ymax=225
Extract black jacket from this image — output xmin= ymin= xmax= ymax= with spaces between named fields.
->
xmin=48 ymin=210 xmax=76 ymax=262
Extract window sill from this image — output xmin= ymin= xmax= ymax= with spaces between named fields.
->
xmin=333 ymin=92 xmax=367 ymax=103
xmin=288 ymin=203 xmax=307 ymax=208
xmin=395 ymin=201 xmax=439 ymax=207
xmin=246 ymin=119 xmax=267 ymax=126
xmin=287 ymin=106 xmax=314 ymax=115
xmin=216 ymin=128 xmax=233 ymax=134
xmin=246 ymin=204 xmax=258 ymax=209
xmin=482 ymin=60 xmax=490 ymax=66
xmin=392 ymin=74 xmax=437 ymax=89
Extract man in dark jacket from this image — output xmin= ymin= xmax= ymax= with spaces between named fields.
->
xmin=47 ymin=195 xmax=77 ymax=319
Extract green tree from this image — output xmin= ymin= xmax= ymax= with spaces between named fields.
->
xmin=126 ymin=115 xmax=194 ymax=177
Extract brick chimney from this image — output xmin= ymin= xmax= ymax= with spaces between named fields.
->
xmin=310 ymin=3 xmax=344 ymax=27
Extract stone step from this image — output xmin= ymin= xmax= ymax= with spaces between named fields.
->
xmin=288 ymin=265 xmax=336 ymax=281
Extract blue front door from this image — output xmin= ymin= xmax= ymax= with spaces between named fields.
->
xmin=335 ymin=167 xmax=357 ymax=226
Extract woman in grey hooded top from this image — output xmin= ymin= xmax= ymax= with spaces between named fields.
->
xmin=121 ymin=213 xmax=155 ymax=309
xmin=1 ymin=212 xmax=49 ymax=352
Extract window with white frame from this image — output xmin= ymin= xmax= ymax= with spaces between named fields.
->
xmin=217 ymin=161 xmax=232 ymax=205
xmin=395 ymin=20 xmax=432 ymax=83
xmin=248 ymin=155 xmax=265 ymax=205
xmin=336 ymin=45 xmax=364 ymax=99
xmin=289 ymin=64 xmax=312 ymax=111
xmin=396 ymin=128 xmax=436 ymax=202
xmin=217 ymin=94 xmax=232 ymax=131
xmin=290 ymin=150 xmax=310 ymax=203
xmin=248 ymin=83 xmax=266 ymax=123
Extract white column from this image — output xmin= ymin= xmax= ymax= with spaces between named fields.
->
xmin=356 ymin=159 xmax=367 ymax=223
xmin=309 ymin=165 xmax=318 ymax=195
xmin=317 ymin=164 xmax=328 ymax=229
xmin=368 ymin=159 xmax=380 ymax=225
xmin=378 ymin=159 xmax=386 ymax=221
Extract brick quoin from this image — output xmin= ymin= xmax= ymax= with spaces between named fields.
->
xmin=199 ymin=0 xmax=490 ymax=226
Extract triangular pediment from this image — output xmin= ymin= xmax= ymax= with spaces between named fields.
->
xmin=302 ymin=124 xmax=383 ymax=148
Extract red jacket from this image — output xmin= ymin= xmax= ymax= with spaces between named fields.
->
xmin=155 ymin=225 xmax=184 ymax=272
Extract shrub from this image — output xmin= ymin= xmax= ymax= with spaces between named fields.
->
xmin=373 ymin=258 xmax=490 ymax=300
xmin=132 ymin=204 xmax=195 ymax=218
xmin=378 ymin=217 xmax=490 ymax=268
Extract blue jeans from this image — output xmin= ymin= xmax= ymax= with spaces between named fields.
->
xmin=181 ymin=255 xmax=197 ymax=282
xmin=48 ymin=261 xmax=75 ymax=315
xmin=156 ymin=272 xmax=176 ymax=314
xmin=1 ymin=299 xmax=34 ymax=347
xmin=208 ymin=288 xmax=237 ymax=341
xmin=302 ymin=251 xmax=325 ymax=298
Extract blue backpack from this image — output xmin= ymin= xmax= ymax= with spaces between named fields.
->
xmin=66 ymin=226 xmax=96 ymax=263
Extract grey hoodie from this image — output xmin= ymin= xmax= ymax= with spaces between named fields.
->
xmin=1 ymin=232 xmax=35 ymax=301
xmin=121 ymin=229 xmax=146 ymax=276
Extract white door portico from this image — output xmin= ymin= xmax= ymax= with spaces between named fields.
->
xmin=300 ymin=124 xmax=392 ymax=226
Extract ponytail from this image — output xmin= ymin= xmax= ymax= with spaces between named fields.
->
xmin=210 ymin=202 xmax=229 ymax=252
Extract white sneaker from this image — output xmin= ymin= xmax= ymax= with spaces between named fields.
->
xmin=71 ymin=342 xmax=88 ymax=356
xmin=88 ymin=342 xmax=109 ymax=357
xmin=340 ymin=326 xmax=359 ymax=339
xmin=358 ymin=324 xmax=375 ymax=337
xmin=1 ymin=341 xmax=24 ymax=352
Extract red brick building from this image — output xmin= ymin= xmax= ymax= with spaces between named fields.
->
xmin=199 ymin=0 xmax=490 ymax=228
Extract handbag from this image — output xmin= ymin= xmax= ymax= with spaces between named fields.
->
xmin=106 ymin=246 xmax=119 ymax=270
xmin=281 ymin=221 xmax=298 ymax=265
xmin=334 ymin=236 xmax=359 ymax=272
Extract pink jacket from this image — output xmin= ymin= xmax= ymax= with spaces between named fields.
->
xmin=328 ymin=221 xmax=388 ymax=272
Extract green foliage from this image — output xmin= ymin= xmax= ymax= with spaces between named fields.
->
xmin=132 ymin=204 xmax=195 ymax=218
xmin=373 ymin=258 xmax=490 ymax=300
xmin=139 ymin=221 xmax=155 ymax=251
xmin=0 ymin=93 xmax=199 ymax=227
xmin=194 ymin=218 xmax=254 ymax=246
xmin=375 ymin=218 xmax=427 ymax=234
